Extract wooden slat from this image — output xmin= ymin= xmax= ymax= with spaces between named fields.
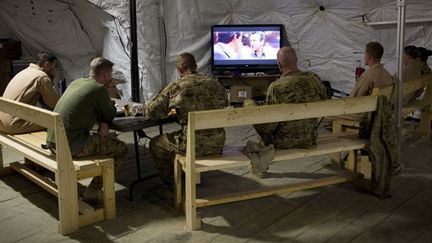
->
xmin=0 ymin=97 xmax=57 ymax=130
xmin=192 ymin=96 xmax=378 ymax=130
xmin=195 ymin=173 xmax=362 ymax=207
xmin=102 ymin=164 xmax=116 ymax=220
xmin=178 ymin=137 xmax=367 ymax=173
xmin=0 ymin=134 xmax=58 ymax=172
xmin=10 ymin=162 xmax=58 ymax=196
xmin=78 ymin=209 xmax=104 ymax=227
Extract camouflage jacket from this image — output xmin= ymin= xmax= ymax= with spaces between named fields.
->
xmin=147 ymin=73 xmax=228 ymax=155
xmin=255 ymin=70 xmax=327 ymax=149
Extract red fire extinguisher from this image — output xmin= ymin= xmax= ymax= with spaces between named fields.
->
xmin=355 ymin=60 xmax=365 ymax=81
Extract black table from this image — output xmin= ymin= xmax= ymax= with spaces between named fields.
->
xmin=110 ymin=115 xmax=177 ymax=200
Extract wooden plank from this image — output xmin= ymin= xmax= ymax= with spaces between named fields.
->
xmin=0 ymin=134 xmax=58 ymax=172
xmin=195 ymin=173 xmax=362 ymax=208
xmin=0 ymin=97 xmax=57 ymax=130
xmin=78 ymin=208 xmax=104 ymax=227
xmin=185 ymin=112 xmax=200 ymax=230
xmin=10 ymin=162 xmax=58 ymax=196
xmin=102 ymin=164 xmax=116 ymax=220
xmin=76 ymin=167 xmax=102 ymax=180
xmin=54 ymin=117 xmax=79 ymax=235
xmin=178 ymin=137 xmax=367 ymax=173
xmin=192 ymin=96 xmax=378 ymax=130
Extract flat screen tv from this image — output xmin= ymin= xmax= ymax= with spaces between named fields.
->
xmin=211 ymin=24 xmax=283 ymax=74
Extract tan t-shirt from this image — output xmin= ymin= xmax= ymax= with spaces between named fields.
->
xmin=0 ymin=63 xmax=59 ymax=134
xmin=350 ymin=63 xmax=394 ymax=97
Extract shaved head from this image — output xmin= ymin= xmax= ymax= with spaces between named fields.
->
xmin=277 ymin=46 xmax=298 ymax=74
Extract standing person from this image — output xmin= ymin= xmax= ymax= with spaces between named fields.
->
xmin=147 ymin=52 xmax=228 ymax=188
xmin=46 ymin=57 xmax=127 ymax=202
xmin=244 ymin=46 xmax=327 ymax=149
xmin=0 ymin=51 xmax=59 ymax=134
xmin=350 ymin=42 xmax=394 ymax=97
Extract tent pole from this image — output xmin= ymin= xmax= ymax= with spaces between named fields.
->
xmin=130 ymin=0 xmax=140 ymax=102
xmin=395 ymin=0 xmax=406 ymax=147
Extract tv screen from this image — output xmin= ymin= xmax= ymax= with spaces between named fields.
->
xmin=211 ymin=24 xmax=283 ymax=73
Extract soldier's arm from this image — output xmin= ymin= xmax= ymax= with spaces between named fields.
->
xmin=37 ymin=76 xmax=60 ymax=109
xmin=146 ymin=82 xmax=175 ymax=119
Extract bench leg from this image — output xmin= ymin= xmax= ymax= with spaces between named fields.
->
xmin=195 ymin=172 xmax=201 ymax=185
xmin=419 ymin=110 xmax=431 ymax=136
xmin=102 ymin=163 xmax=116 ymax=220
xmin=185 ymin=167 xmax=201 ymax=230
xmin=56 ymin=171 xmax=79 ymax=235
xmin=174 ymin=156 xmax=182 ymax=211
xmin=331 ymin=121 xmax=343 ymax=168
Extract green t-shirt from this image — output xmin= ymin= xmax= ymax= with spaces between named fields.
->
xmin=46 ymin=78 xmax=116 ymax=152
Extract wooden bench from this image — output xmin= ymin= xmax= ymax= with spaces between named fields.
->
xmin=0 ymin=97 xmax=116 ymax=235
xmin=333 ymin=73 xmax=432 ymax=135
xmin=174 ymin=95 xmax=380 ymax=230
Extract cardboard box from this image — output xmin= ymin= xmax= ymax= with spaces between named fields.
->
xmin=229 ymin=85 xmax=252 ymax=103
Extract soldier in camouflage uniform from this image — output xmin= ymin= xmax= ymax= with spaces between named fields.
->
xmin=244 ymin=47 xmax=327 ymax=149
xmin=147 ymin=53 xmax=228 ymax=186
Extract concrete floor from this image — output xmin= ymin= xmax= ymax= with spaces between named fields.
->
xmin=0 ymin=121 xmax=431 ymax=242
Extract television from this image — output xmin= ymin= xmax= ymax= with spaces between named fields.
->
xmin=211 ymin=24 xmax=283 ymax=75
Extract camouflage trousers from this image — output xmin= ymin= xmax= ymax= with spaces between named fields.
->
xmin=72 ymin=134 xmax=128 ymax=189
xmin=149 ymin=129 xmax=224 ymax=186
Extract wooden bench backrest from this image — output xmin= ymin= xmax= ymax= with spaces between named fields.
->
xmin=0 ymin=97 xmax=73 ymax=166
xmin=185 ymin=95 xmax=378 ymax=164
xmin=0 ymin=97 xmax=78 ymax=233
xmin=372 ymin=73 xmax=432 ymax=104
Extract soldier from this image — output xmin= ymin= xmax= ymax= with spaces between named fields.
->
xmin=147 ymin=52 xmax=228 ymax=188
xmin=417 ymin=47 xmax=432 ymax=75
xmin=0 ymin=51 xmax=59 ymax=134
xmin=244 ymin=46 xmax=327 ymax=149
xmin=403 ymin=46 xmax=423 ymax=103
xmin=350 ymin=42 xmax=394 ymax=97
xmin=46 ymin=57 xmax=127 ymax=203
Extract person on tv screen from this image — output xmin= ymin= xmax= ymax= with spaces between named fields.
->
xmin=213 ymin=31 xmax=244 ymax=60
xmin=249 ymin=31 xmax=266 ymax=58
xmin=243 ymin=31 xmax=279 ymax=60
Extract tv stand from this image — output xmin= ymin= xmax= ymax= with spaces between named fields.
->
xmin=214 ymin=73 xmax=279 ymax=104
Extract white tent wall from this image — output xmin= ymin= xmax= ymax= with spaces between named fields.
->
xmin=1 ymin=0 xmax=432 ymax=101
xmin=89 ymin=0 xmax=164 ymax=101
xmin=161 ymin=0 xmax=432 ymax=94
xmin=0 ymin=0 xmax=132 ymax=98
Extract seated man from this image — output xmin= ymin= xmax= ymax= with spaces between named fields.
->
xmin=402 ymin=46 xmax=423 ymax=103
xmin=147 ymin=52 xmax=228 ymax=187
xmin=0 ymin=51 xmax=59 ymax=134
xmin=244 ymin=46 xmax=327 ymax=149
xmin=417 ymin=47 xmax=432 ymax=75
xmin=350 ymin=42 xmax=394 ymax=97
xmin=46 ymin=57 xmax=127 ymax=202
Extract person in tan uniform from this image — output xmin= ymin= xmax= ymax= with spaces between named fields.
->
xmin=402 ymin=46 xmax=423 ymax=103
xmin=350 ymin=42 xmax=394 ymax=97
xmin=0 ymin=51 xmax=59 ymax=134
